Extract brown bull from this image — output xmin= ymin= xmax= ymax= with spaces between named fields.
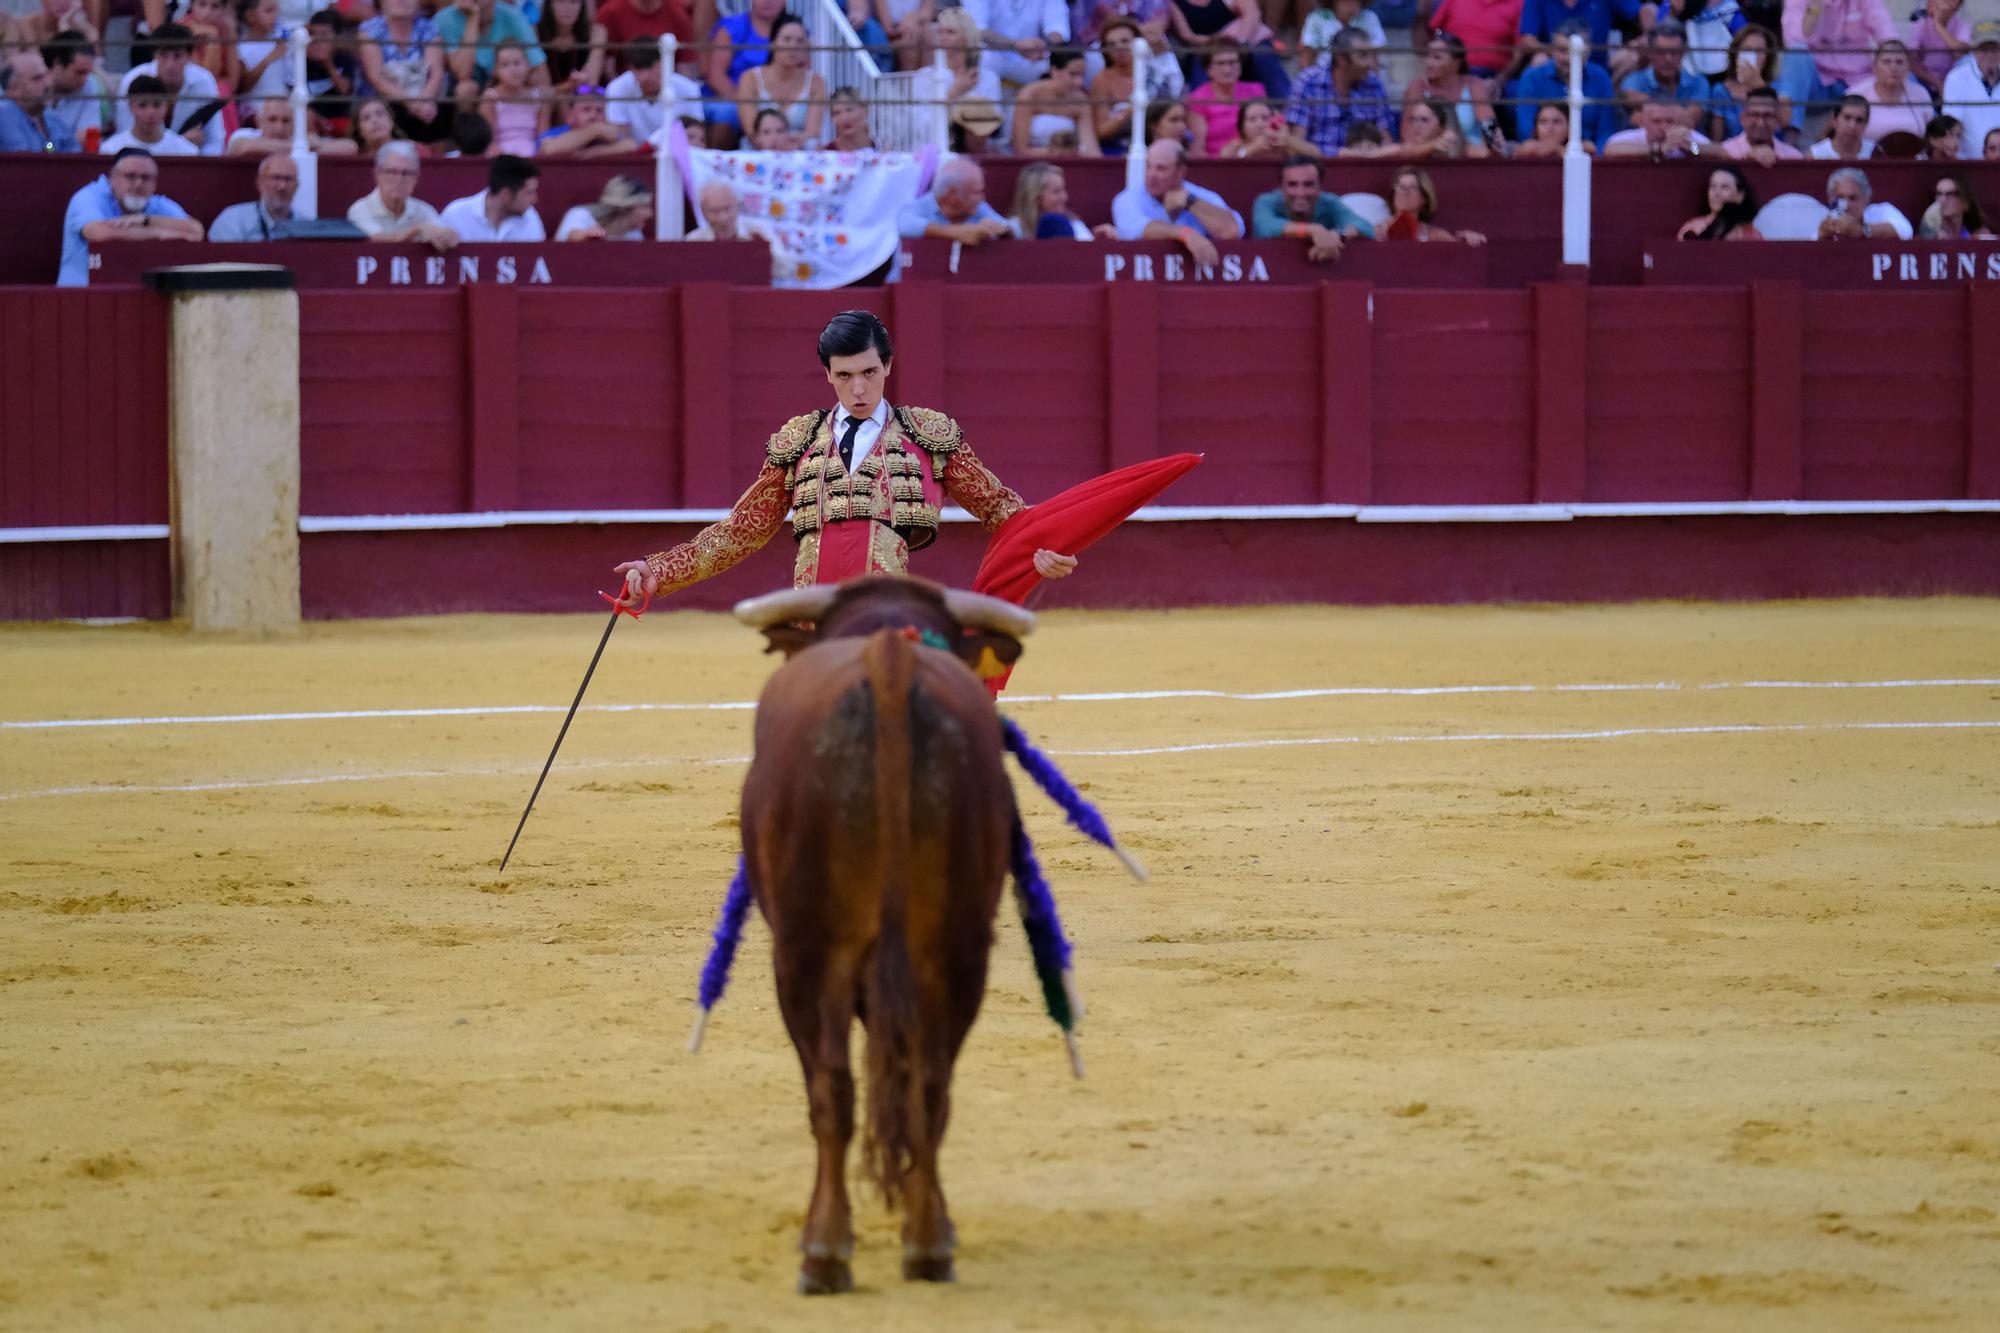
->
xmin=732 ymin=576 xmax=1035 ymax=1295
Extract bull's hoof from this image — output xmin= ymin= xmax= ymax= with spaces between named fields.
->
xmin=797 ymin=1255 xmax=854 ymax=1295
xmin=902 ymin=1250 xmax=956 ymax=1284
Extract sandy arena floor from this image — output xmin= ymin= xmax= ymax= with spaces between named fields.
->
xmin=2 ymin=600 xmax=1999 ymax=1331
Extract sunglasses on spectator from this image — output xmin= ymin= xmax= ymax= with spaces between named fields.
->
xmin=575 ymin=84 xmax=607 ymax=96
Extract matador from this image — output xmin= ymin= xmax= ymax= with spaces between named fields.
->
xmin=614 ymin=310 xmax=1077 ymax=606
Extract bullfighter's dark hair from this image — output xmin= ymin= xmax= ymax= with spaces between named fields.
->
xmin=817 ymin=310 xmax=893 ymax=367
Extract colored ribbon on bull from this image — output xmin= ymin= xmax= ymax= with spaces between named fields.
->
xmin=686 ymin=858 xmax=754 ymax=1054
xmin=1001 ymin=717 xmax=1149 ymax=882
xmin=1010 ymin=814 xmax=1085 ymax=1080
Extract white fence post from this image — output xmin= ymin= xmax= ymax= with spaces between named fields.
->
xmin=288 ymin=29 xmax=317 ymax=219
xmin=1561 ymin=33 xmax=1591 ymax=269
xmin=1126 ymin=38 xmax=1151 ymax=196
xmin=655 ymin=34 xmax=683 ymax=240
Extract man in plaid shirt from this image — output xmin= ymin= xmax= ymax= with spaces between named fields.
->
xmin=1285 ymin=29 xmax=1397 ymax=156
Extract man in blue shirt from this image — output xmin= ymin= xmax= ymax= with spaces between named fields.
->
xmin=1251 ymin=157 xmax=1374 ymax=264
xmin=0 ymin=51 xmax=80 ymax=153
xmin=897 ymin=157 xmax=1013 ymax=245
xmin=57 ymin=148 xmax=204 ymax=287
xmin=1285 ymin=29 xmax=1397 ymax=156
xmin=1617 ymin=19 xmax=1709 ymax=122
xmin=1112 ymin=139 xmax=1243 ymax=268
xmin=210 ymin=154 xmax=314 ymax=242
xmin=1508 ymin=18 xmax=1619 ymax=146
xmin=1517 ymin=0 xmax=1642 ymax=70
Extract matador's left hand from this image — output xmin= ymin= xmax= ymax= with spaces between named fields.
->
xmin=1033 ymin=549 xmax=1078 ymax=580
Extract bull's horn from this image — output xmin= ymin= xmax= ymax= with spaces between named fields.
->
xmin=941 ymin=589 xmax=1036 ymax=638
xmin=733 ymin=586 xmax=840 ymax=629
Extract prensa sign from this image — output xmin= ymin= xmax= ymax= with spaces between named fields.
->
xmin=354 ymin=252 xmax=555 ymax=286
xmin=1871 ymin=250 xmax=2000 ymax=283
xmin=90 ymin=241 xmax=774 ymax=288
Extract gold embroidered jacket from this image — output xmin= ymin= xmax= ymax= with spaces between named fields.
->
xmin=645 ymin=406 xmax=1026 ymax=595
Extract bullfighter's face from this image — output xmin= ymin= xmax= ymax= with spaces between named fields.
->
xmin=825 ymin=347 xmax=889 ymax=421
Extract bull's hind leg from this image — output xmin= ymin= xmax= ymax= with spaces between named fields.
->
xmin=901 ymin=1057 xmax=957 ymax=1283
xmin=776 ymin=948 xmax=863 ymax=1295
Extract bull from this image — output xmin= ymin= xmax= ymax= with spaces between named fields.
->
xmin=730 ymin=576 xmax=1037 ymax=1294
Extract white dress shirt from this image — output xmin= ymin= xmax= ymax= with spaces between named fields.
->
xmin=830 ymin=399 xmax=889 ymax=473
xmin=439 ymin=191 xmax=547 ymax=242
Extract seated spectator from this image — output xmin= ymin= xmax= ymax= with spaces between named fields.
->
xmin=1619 ymin=20 xmax=1710 ymax=125
xmin=184 ymin=0 xmax=240 ymax=94
xmin=595 ymin=0 xmax=694 ymax=74
xmin=101 ymin=76 xmax=200 ymax=156
xmin=1286 ymin=28 xmax=1396 ymax=157
xmin=1251 ymin=154 xmax=1374 ymax=262
xmin=1809 ymin=93 xmax=1877 ymax=159
xmin=1516 ymin=0 xmax=1623 ymax=72
xmin=480 ymin=39 xmax=548 ymax=155
xmin=1217 ymin=97 xmax=1320 ymax=158
xmin=1015 ymin=49 xmax=1100 ymax=155
xmin=1380 ymin=164 xmax=1485 ymax=243
xmin=703 ymin=0 xmax=787 ymax=148
xmin=964 ymin=0 xmax=1069 ymax=92
xmin=538 ymin=0 xmax=608 ymax=94
xmin=1707 ymin=24 xmax=1781 ymax=141
xmin=1111 ymin=139 xmax=1245 ymax=267
xmin=739 ymin=13 xmax=825 ymax=148
xmin=930 ymin=7 xmax=1001 ymax=152
xmin=1677 ymin=163 xmax=1763 ymax=238
xmin=827 ymin=86 xmax=876 ymax=151
xmin=1988 ymin=126 xmax=2000 ymax=162
xmin=1168 ymin=0 xmax=1286 ymax=98
xmin=359 ymin=0 xmax=453 ymax=145
xmin=1940 ymin=22 xmax=2000 ymax=161
xmin=1509 ymin=18 xmax=1616 ymax=148
xmin=1187 ymin=43 xmax=1264 ymax=150
xmin=305 ymin=10 xmax=360 ymax=128
xmin=228 ymin=96 xmax=359 ymax=155
xmin=1401 ymin=33 xmax=1498 ymax=151
xmin=210 ymin=153 xmax=311 ymax=240
xmin=541 ymin=88 xmax=626 ymax=155
xmin=1008 ymin=161 xmax=1117 ymax=238
xmin=686 ymin=181 xmax=781 ymax=265
xmin=1906 ymin=0 xmax=1972 ymax=100
xmin=235 ymin=0 xmax=294 ymax=106
xmin=604 ymin=39 xmax=701 ymax=150
xmin=1510 ymin=100 xmax=1591 ymax=156
xmin=1784 ymin=0 xmax=1895 ymax=99
xmin=116 ymin=24 xmax=226 ymax=155
xmin=743 ymin=104 xmax=791 ymax=149
xmin=351 ymin=96 xmax=404 ymax=157
xmin=1918 ymin=172 xmax=1997 ymax=237
xmin=1145 ymin=98 xmax=1207 ymax=156
xmin=1074 ymin=0 xmax=1176 ymax=58
xmin=1720 ymin=86 xmax=1801 ymax=161
xmin=1423 ymin=0 xmax=1521 ymax=79
xmin=11 ymin=0 xmax=100 ymax=49
xmin=1846 ymin=40 xmax=1931 ymax=142
xmin=347 ymin=141 xmax=458 ymax=248
xmin=1605 ymin=95 xmax=1717 ymax=157
xmin=1090 ymin=17 xmax=1142 ymax=155
xmin=440 ymin=153 xmax=547 ymax=239
xmin=1817 ymin=165 xmax=1913 ymax=238
xmin=449 ymin=111 xmax=494 ymax=156
xmin=42 ymin=31 xmax=109 ymax=153
xmin=436 ymin=0 xmax=550 ymax=116
xmin=555 ymin=174 xmax=654 ymax=240
xmin=898 ymin=156 xmax=1012 ymax=244
xmin=1345 ymin=98 xmax=1474 ymax=156
xmin=1302 ymin=0 xmax=1387 ymax=62
xmin=58 ymin=147 xmax=205 ymax=287
xmin=1920 ymin=115 xmax=1961 ymax=160
xmin=0 ymin=50 xmax=79 ymax=153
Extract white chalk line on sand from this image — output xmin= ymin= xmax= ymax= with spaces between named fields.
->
xmin=2 ymin=718 xmax=1994 ymax=804
xmin=6 ymin=676 xmax=2000 ymax=733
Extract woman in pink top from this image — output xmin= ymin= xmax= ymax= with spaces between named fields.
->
xmin=1187 ymin=43 xmax=1264 ymax=150
xmin=481 ymin=40 xmax=547 ymax=157
xmin=1784 ymin=0 xmax=1897 ymax=92
xmin=1905 ymin=0 xmax=1974 ymax=98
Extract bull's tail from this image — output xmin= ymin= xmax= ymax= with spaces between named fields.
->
xmin=861 ymin=628 xmax=928 ymax=1210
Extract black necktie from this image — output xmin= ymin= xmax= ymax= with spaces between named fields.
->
xmin=837 ymin=415 xmax=862 ymax=472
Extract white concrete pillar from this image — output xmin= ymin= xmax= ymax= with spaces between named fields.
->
xmin=149 ymin=264 xmax=302 ymax=633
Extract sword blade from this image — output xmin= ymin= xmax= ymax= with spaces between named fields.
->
xmin=498 ymin=604 xmax=623 ymax=875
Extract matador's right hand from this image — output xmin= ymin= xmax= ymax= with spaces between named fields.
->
xmin=612 ymin=559 xmax=659 ymax=609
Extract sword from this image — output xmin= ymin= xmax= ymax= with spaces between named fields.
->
xmin=497 ymin=582 xmax=650 ymax=875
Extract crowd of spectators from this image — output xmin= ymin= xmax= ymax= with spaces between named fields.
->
xmin=8 ymin=0 xmax=2000 ymax=283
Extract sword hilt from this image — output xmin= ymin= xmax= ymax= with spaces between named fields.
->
xmin=601 ymin=583 xmax=651 ymax=619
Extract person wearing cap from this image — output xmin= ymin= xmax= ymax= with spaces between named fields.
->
xmin=1941 ymin=21 xmax=2000 ymax=161
xmin=57 ymin=147 xmax=205 ymax=287
xmin=612 ymin=310 xmax=1078 ymax=601
xmin=554 ymin=175 xmax=654 ymax=240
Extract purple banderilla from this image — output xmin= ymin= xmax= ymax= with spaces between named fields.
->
xmin=686 ymin=717 xmax=1136 ymax=1070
